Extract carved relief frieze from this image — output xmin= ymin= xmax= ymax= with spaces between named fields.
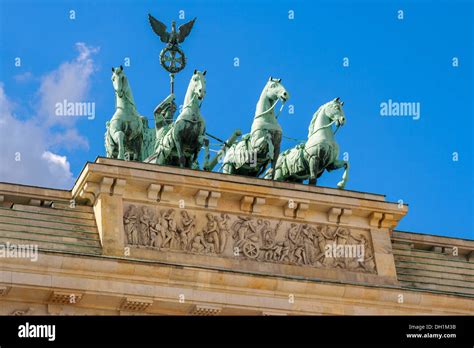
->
xmin=123 ymin=203 xmax=376 ymax=273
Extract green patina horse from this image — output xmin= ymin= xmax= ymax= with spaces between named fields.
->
xmin=269 ymin=98 xmax=349 ymax=189
xmin=150 ymin=70 xmax=208 ymax=168
xmin=105 ymin=66 xmax=147 ymax=161
xmin=222 ymin=77 xmax=289 ymax=178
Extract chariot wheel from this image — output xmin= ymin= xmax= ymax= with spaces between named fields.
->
xmin=242 ymin=240 xmax=259 ymax=259
xmin=160 ymin=46 xmax=186 ymax=73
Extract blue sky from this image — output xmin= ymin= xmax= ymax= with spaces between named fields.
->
xmin=0 ymin=0 xmax=472 ymax=239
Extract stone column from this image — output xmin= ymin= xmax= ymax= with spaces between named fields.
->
xmin=93 ymin=177 xmax=127 ymax=256
xmin=369 ymin=212 xmax=399 ymax=285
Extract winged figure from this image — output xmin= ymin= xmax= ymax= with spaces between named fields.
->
xmin=148 ymin=14 xmax=196 ymax=46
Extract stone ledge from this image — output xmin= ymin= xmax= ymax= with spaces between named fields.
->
xmin=0 ymin=252 xmax=472 ymax=315
xmin=72 ymin=158 xmax=408 ymax=223
xmin=91 ymin=157 xmax=389 ymax=202
xmin=392 ymin=230 xmax=474 ymax=261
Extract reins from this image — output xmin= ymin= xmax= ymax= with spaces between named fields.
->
xmin=283 ymin=108 xmax=341 ymax=145
xmin=253 ymin=98 xmax=285 ymax=120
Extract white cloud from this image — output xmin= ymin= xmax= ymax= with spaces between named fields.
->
xmin=41 ymin=151 xmax=73 ymax=179
xmin=0 ymin=84 xmax=74 ymax=188
xmin=38 ymin=42 xmax=99 ymax=132
xmin=0 ymin=43 xmax=99 ymax=189
xmin=49 ymin=128 xmax=90 ymax=152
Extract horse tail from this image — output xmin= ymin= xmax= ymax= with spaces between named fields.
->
xmin=104 ymin=122 xmax=114 ymax=157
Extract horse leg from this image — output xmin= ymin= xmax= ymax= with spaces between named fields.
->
xmin=270 ymin=131 xmax=282 ymax=180
xmin=176 ymin=142 xmax=186 ymax=167
xmin=273 ymin=167 xmax=284 ymax=181
xmin=156 ymin=151 xmax=166 ymax=165
xmin=172 ymin=125 xmax=186 ymax=168
xmin=268 ymin=153 xmax=286 ymax=181
xmin=328 ymin=160 xmax=350 ymax=189
xmin=112 ymin=130 xmax=125 ymax=160
xmin=222 ymin=163 xmax=232 ymax=174
xmin=202 ymin=137 xmax=210 ymax=169
xmin=130 ymin=118 xmax=144 ymax=161
xmin=308 ymin=156 xmax=319 ymax=186
xmin=339 ymin=161 xmax=349 ymax=189
xmin=105 ymin=129 xmax=114 ymax=158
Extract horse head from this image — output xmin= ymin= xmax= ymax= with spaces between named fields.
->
xmin=188 ymin=69 xmax=207 ymax=101
xmin=325 ymin=97 xmax=346 ymax=127
xmin=308 ymin=98 xmax=346 ymax=138
xmin=264 ymin=77 xmax=290 ymax=104
xmin=111 ymin=65 xmax=127 ymax=98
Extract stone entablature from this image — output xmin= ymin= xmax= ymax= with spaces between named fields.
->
xmin=1 ymin=174 xmax=474 ymax=315
xmin=70 ymin=157 xmax=408 ymax=286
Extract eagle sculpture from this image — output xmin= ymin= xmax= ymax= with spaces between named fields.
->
xmin=148 ymin=14 xmax=196 ymax=46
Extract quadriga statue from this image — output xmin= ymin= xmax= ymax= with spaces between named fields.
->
xmin=268 ymin=98 xmax=349 ymax=189
xmin=105 ymin=66 xmax=147 ymax=161
xmin=222 ymin=77 xmax=289 ymax=178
